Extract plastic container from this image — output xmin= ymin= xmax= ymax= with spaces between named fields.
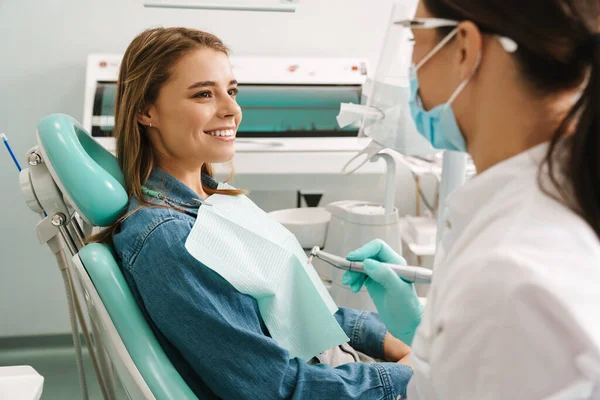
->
xmin=269 ymin=207 xmax=331 ymax=249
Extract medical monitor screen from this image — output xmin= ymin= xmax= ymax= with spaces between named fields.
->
xmin=90 ymin=82 xmax=361 ymax=138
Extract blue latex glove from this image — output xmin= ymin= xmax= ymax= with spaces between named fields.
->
xmin=341 ymin=239 xmax=423 ymax=345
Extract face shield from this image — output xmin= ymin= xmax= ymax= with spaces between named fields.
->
xmin=338 ymin=3 xmax=435 ymax=175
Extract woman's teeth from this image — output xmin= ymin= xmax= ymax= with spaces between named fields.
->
xmin=205 ymin=129 xmax=235 ymax=137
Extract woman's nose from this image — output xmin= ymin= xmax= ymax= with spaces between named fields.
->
xmin=218 ymin=93 xmax=242 ymax=118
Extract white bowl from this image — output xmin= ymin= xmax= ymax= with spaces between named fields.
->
xmin=269 ymin=207 xmax=331 ymax=249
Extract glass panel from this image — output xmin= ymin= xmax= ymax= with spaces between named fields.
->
xmin=90 ymin=83 xmax=362 ymax=138
xmin=91 ymin=82 xmax=117 ymax=137
xmin=236 ymin=85 xmax=361 ymax=137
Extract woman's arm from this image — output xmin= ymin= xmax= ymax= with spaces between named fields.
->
xmin=334 ymin=307 xmax=411 ymax=361
xmin=385 ymin=333 xmax=412 ymax=362
xmin=131 ymin=218 xmax=412 ymax=400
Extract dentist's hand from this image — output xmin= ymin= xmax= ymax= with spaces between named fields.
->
xmin=342 ymin=239 xmax=423 ymax=346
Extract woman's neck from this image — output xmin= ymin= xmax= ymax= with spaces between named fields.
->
xmin=467 ymin=89 xmax=575 ymax=173
xmin=157 ymin=160 xmax=209 ymax=200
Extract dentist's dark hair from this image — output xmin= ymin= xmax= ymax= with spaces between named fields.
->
xmin=423 ymin=0 xmax=600 ymax=239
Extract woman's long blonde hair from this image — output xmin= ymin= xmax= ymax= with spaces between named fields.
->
xmin=91 ymin=27 xmax=244 ymax=243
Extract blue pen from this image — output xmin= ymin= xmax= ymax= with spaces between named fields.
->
xmin=1 ymin=133 xmax=22 ymax=172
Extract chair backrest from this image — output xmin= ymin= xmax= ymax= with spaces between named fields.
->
xmin=37 ymin=113 xmax=198 ymax=400
xmin=73 ymin=245 xmax=197 ymax=400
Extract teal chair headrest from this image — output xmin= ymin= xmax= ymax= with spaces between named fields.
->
xmin=37 ymin=113 xmax=128 ymax=226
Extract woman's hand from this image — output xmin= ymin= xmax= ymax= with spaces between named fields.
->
xmin=383 ymin=332 xmax=411 ymax=362
xmin=397 ymin=352 xmax=411 ymax=367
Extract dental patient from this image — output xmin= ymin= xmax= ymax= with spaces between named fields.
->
xmin=91 ymin=27 xmax=412 ymax=399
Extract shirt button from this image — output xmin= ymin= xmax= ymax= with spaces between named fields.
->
xmin=445 ymin=219 xmax=452 ymax=229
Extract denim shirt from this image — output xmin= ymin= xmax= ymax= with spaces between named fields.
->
xmin=113 ymin=168 xmax=412 ymax=399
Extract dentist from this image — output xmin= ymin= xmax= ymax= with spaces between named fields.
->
xmin=344 ymin=0 xmax=600 ymax=398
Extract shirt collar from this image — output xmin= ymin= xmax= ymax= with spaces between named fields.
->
xmin=447 ymin=142 xmax=549 ymax=229
xmin=144 ymin=168 xmax=219 ymax=213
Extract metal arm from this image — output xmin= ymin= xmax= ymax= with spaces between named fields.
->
xmin=20 ymin=148 xmax=114 ymax=400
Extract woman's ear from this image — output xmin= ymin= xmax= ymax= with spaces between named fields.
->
xmin=136 ymin=107 xmax=153 ymax=127
xmin=456 ymin=21 xmax=483 ymax=80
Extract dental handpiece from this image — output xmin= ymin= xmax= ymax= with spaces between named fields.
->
xmin=309 ymin=246 xmax=433 ymax=284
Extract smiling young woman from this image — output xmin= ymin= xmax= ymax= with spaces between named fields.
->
xmin=89 ymin=27 xmax=414 ymax=400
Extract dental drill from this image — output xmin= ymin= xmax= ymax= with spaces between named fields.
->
xmin=309 ymin=246 xmax=433 ymax=284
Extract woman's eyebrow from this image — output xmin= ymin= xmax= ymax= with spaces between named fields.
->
xmin=187 ymin=79 xmax=238 ymax=90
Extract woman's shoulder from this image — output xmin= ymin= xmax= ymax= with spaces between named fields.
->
xmin=113 ymin=197 xmax=194 ymax=267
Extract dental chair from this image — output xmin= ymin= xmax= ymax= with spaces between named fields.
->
xmin=19 ymin=113 xmax=198 ymax=400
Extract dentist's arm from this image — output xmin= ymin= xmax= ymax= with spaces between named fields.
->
xmin=343 ymin=239 xmax=423 ymax=346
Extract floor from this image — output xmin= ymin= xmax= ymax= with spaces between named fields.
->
xmin=0 ymin=340 xmax=127 ymax=400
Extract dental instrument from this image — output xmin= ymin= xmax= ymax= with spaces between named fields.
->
xmin=309 ymin=246 xmax=433 ymax=284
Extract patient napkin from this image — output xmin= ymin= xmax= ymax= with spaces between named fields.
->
xmin=185 ymin=186 xmax=349 ymax=361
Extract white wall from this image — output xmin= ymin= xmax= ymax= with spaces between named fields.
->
xmin=0 ymin=0 xmax=417 ymax=337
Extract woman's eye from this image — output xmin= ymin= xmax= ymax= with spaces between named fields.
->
xmin=193 ymin=91 xmax=212 ymax=98
xmin=228 ymin=87 xmax=239 ymax=97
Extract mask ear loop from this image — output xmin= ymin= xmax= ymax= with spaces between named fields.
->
xmin=415 ymin=27 xmax=459 ymax=71
xmin=413 ymin=28 xmax=460 ymax=110
xmin=446 ymin=49 xmax=482 ymax=106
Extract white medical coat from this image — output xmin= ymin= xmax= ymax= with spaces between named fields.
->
xmin=408 ymin=144 xmax=600 ymax=399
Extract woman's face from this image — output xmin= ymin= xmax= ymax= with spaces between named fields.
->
xmin=144 ymin=47 xmax=242 ymax=168
xmin=411 ymin=1 xmax=462 ymax=112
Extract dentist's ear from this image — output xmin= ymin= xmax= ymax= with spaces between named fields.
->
xmin=456 ymin=21 xmax=483 ymax=80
